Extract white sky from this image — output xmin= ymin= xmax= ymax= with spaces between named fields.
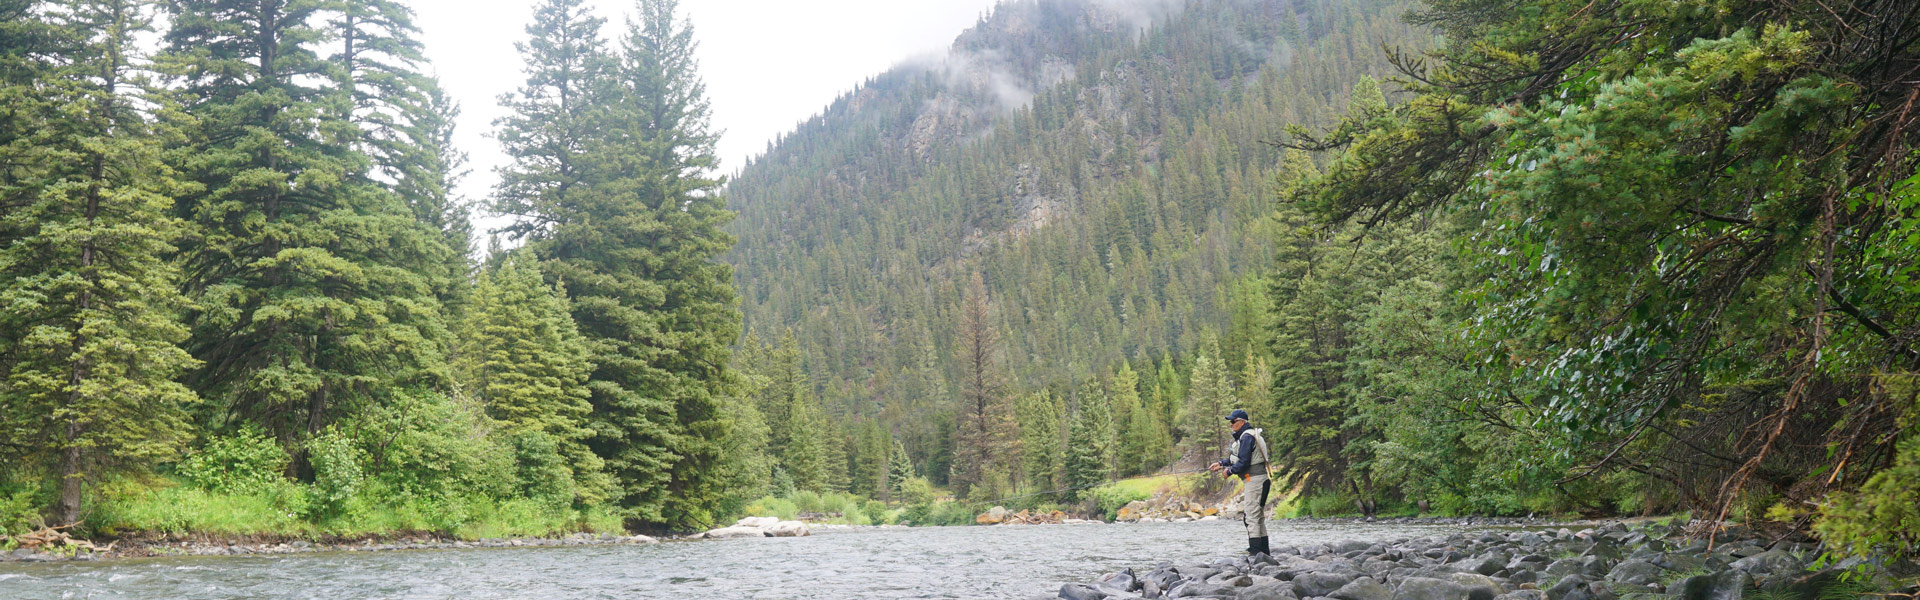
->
xmin=411 ymin=0 xmax=1005 ymax=234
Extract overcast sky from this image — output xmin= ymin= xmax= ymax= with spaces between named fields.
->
xmin=410 ymin=0 xmax=1004 ymax=232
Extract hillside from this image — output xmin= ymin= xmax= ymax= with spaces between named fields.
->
xmin=725 ymin=0 xmax=1425 ymax=477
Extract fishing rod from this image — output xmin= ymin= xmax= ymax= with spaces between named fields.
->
xmin=977 ymin=468 xmax=1216 ymax=507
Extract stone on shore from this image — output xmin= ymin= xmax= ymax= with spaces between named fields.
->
xmin=700 ymin=525 xmax=770 ymax=539
xmin=766 ymin=520 xmax=811 ymax=537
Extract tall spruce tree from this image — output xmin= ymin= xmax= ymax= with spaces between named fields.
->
xmin=462 ymin=251 xmax=609 ymax=505
xmin=1015 ymin=389 xmax=1062 ymax=490
xmin=951 ymin=273 xmax=1014 ymax=498
xmin=163 ymin=0 xmax=448 ymax=451
xmin=495 ymin=0 xmax=739 ymax=527
xmin=1181 ymin=344 xmax=1232 ymax=463
xmin=886 ymin=437 xmax=914 ymax=499
xmin=0 ymin=0 xmax=198 ymax=524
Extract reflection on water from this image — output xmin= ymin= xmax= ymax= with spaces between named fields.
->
xmin=0 ymin=520 xmax=1477 ymax=599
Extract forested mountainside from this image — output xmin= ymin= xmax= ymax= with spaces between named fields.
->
xmin=726 ymin=0 xmax=1423 ymax=471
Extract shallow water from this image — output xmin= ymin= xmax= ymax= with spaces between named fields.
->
xmin=0 ymin=520 xmax=1475 ymax=599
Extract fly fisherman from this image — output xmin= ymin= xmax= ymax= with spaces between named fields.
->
xmin=1207 ymin=408 xmax=1270 ymax=556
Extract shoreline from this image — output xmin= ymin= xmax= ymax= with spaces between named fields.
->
xmin=0 ymin=515 xmax=1601 ymax=565
xmin=1058 ymin=520 xmax=1920 ymax=599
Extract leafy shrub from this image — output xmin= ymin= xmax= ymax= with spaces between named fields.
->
xmin=1087 ymin=483 xmax=1151 ymax=521
xmin=1300 ymin=491 xmax=1357 ymax=517
xmin=348 ymin=390 xmax=512 ymax=503
xmin=506 ymin=430 xmax=574 ymax=509
xmin=304 ymin=430 xmax=367 ymax=519
xmin=0 ymin=484 xmax=43 ymax=536
xmin=862 ymin=499 xmax=889 ymax=524
xmin=177 ymin=428 xmax=290 ymax=494
xmin=744 ymin=496 xmax=799 ymax=520
xmin=898 ymin=476 xmax=937 ymax=505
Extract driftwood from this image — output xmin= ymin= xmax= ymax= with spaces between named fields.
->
xmin=7 ymin=524 xmax=113 ymax=553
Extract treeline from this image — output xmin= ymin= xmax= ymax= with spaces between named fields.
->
xmin=726 ymin=0 xmax=1420 ymax=498
xmin=1252 ymin=0 xmax=1920 ymax=562
xmin=0 ymin=0 xmax=747 ymax=535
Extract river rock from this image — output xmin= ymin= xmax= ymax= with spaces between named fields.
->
xmin=700 ymin=525 xmax=769 ymax=539
xmin=1393 ymin=576 xmax=1471 ymax=600
xmin=1294 ymin=571 xmax=1357 ymax=596
xmin=1234 ymin=580 xmax=1296 ymax=600
xmin=765 ymin=520 xmax=811 ymax=537
xmin=1672 ymin=569 xmax=1750 ymax=600
xmin=1729 ymin=550 xmax=1800 ymax=576
xmin=1605 ymin=559 xmax=1665 ymax=586
xmin=1172 ymin=581 xmax=1236 ymax=598
xmin=1445 ymin=573 xmax=1504 ymax=600
xmin=1061 ymin=583 xmax=1110 ymax=600
xmin=981 ymin=506 xmax=1012 ymax=525
xmin=1330 ymin=577 xmax=1393 ymax=600
xmin=736 ymin=516 xmax=779 ymax=528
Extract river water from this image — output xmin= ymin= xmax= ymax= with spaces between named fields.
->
xmin=0 ymin=520 xmax=1477 ymax=599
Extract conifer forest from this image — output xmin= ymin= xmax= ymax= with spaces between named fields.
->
xmin=3 ymin=0 xmax=1918 ymax=571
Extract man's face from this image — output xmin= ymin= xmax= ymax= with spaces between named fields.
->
xmin=1229 ymin=418 xmax=1245 ymax=433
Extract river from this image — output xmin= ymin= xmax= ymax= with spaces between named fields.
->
xmin=0 ymin=520 xmax=1479 ymax=599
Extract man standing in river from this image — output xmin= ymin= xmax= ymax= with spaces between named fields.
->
xmin=1208 ymin=409 xmax=1271 ymax=556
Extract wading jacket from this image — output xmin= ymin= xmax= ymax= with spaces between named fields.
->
xmin=1218 ymin=427 xmax=1270 ymax=478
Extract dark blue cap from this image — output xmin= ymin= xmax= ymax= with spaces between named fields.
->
xmin=1224 ymin=409 xmax=1249 ymax=422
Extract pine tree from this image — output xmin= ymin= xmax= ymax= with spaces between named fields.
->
xmin=950 ymin=273 xmax=1014 ymax=498
xmin=1015 ymin=389 xmax=1062 ymax=490
xmin=1061 ymin=401 xmax=1111 ymax=503
xmin=1181 ymin=344 xmax=1233 ymax=462
xmin=164 ymin=0 xmax=448 ymax=450
xmin=784 ymin=392 xmax=828 ymax=492
xmin=495 ymin=0 xmax=741 ymax=526
xmin=0 ymin=0 xmax=197 ymax=524
xmin=886 ymin=438 xmax=914 ymax=499
xmin=462 ymin=251 xmax=608 ymax=505
xmin=1080 ymin=380 xmax=1117 ymax=475
xmin=1111 ymin=362 xmax=1165 ymax=475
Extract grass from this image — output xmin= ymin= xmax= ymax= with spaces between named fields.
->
xmin=87 ymin=478 xmax=624 ymax=541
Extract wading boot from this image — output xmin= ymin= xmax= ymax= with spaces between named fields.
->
xmin=1249 ymin=536 xmax=1269 ymax=557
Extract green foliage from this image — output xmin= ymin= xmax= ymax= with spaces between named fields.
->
xmin=178 ymin=429 xmax=292 ymax=495
xmin=1814 ymin=376 xmax=1920 ymax=564
xmin=493 ymin=0 xmax=740 ymax=528
xmin=1016 ymin=390 xmax=1063 ymax=490
xmin=304 ymin=430 xmax=367 ymax=519
xmin=0 ymin=484 xmax=43 ymax=536
xmin=897 ymin=476 xmax=938 ymax=506
xmin=1061 ymin=400 xmax=1111 ymax=502
xmin=0 ymin=0 xmax=198 ymax=524
xmin=1086 ymin=483 xmax=1150 ymax=522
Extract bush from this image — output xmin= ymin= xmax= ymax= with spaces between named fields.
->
xmin=1300 ymin=491 xmax=1357 ymax=517
xmin=506 ymin=431 xmax=574 ymax=509
xmin=898 ymin=476 xmax=937 ymax=505
xmin=1086 ymin=483 xmax=1151 ymax=521
xmin=176 ymin=427 xmax=290 ymax=494
xmin=304 ymin=430 xmax=367 ymax=519
xmin=0 ymin=484 xmax=44 ymax=536
xmin=744 ymin=496 xmax=799 ymax=521
xmin=862 ymin=499 xmax=889 ymax=524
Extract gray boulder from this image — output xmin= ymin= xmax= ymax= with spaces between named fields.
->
xmin=1451 ymin=555 xmax=1505 ymax=576
xmin=1329 ymin=578 xmax=1393 ymax=600
xmin=1493 ymin=593 xmax=1545 ymax=600
xmin=699 ymin=526 xmax=768 ymax=539
xmin=1393 ymin=577 xmax=1472 ymax=600
xmin=1236 ymin=581 xmax=1297 ymax=600
xmin=1445 ymin=573 xmax=1505 ymax=600
xmin=1728 ymin=550 xmax=1801 ymax=576
xmin=1545 ymin=575 xmax=1587 ymax=600
xmin=1061 ymin=584 xmax=1111 ymax=600
xmin=1605 ymin=559 xmax=1666 ymax=586
xmin=1672 ymin=570 xmax=1750 ymax=600
xmin=1173 ymin=582 xmax=1238 ymax=598
xmin=1293 ymin=571 xmax=1357 ymax=597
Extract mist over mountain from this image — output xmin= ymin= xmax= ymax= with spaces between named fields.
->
xmin=725 ymin=0 xmax=1423 ymax=463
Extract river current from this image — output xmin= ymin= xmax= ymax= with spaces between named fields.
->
xmin=0 ymin=520 xmax=1477 ymax=599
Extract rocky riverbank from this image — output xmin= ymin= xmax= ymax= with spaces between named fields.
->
xmin=0 ymin=530 xmax=663 ymax=563
xmin=1058 ymin=521 xmax=1919 ymax=599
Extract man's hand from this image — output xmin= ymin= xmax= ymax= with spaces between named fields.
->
xmin=1207 ymin=463 xmax=1222 ymax=473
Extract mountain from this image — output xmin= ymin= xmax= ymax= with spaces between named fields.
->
xmin=725 ymin=0 xmax=1426 ymax=475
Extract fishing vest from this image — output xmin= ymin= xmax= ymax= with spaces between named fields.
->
xmin=1227 ymin=427 xmax=1271 ymax=476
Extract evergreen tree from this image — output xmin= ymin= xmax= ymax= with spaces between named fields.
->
xmin=1015 ymin=389 xmax=1062 ymax=490
xmin=1061 ymin=401 xmax=1111 ymax=502
xmin=462 ymin=252 xmax=608 ymax=505
xmin=783 ymin=392 xmax=828 ymax=492
xmin=494 ymin=0 xmax=741 ymax=527
xmin=164 ymin=0 xmax=448 ymax=450
xmin=0 ymin=0 xmax=197 ymax=524
xmin=1181 ymin=344 xmax=1232 ymax=462
xmin=886 ymin=437 xmax=914 ymax=499
xmin=1079 ymin=380 xmax=1117 ymax=475
xmin=950 ymin=273 xmax=1015 ymax=498
xmin=1111 ymin=362 xmax=1166 ymax=475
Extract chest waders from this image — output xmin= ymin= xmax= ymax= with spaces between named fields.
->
xmin=1227 ymin=428 xmax=1273 ymax=556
